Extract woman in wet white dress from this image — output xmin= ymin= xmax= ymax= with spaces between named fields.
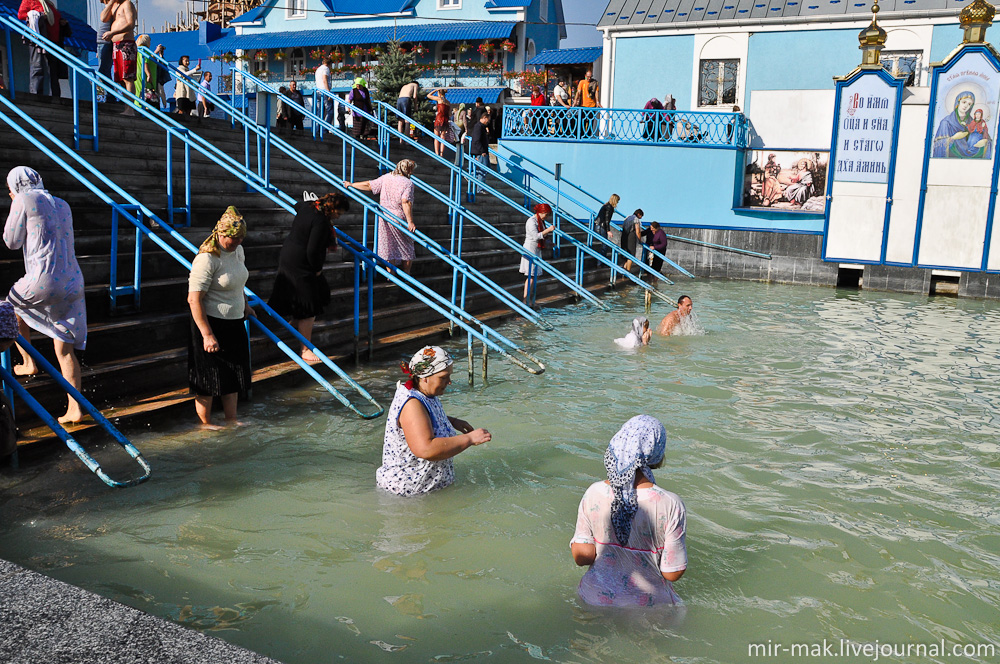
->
xmin=4 ymin=167 xmax=87 ymax=423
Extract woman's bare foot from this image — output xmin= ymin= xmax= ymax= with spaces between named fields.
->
xmin=198 ymin=422 xmax=225 ymax=431
xmin=13 ymin=364 xmax=38 ymax=376
xmin=225 ymin=419 xmax=248 ymax=427
xmin=58 ymin=410 xmax=87 ymax=425
xmin=301 ymin=349 xmax=322 ymax=363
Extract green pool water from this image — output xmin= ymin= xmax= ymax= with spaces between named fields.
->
xmin=1 ymin=281 xmax=999 ymax=663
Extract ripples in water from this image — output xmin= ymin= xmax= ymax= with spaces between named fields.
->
xmin=0 ymin=282 xmax=999 ymax=662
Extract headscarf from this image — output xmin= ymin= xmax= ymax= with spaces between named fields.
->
xmin=6 ymin=166 xmax=44 ymax=194
xmin=629 ymin=316 xmax=648 ymax=340
xmin=604 ymin=415 xmax=667 ymax=545
xmin=198 ymin=206 xmax=246 ymax=256
xmin=400 ymin=345 xmax=453 ymax=389
xmin=392 ymin=159 xmax=416 ymax=178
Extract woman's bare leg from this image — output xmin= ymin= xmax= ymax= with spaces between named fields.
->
xmin=294 ymin=317 xmax=320 ymax=362
xmin=195 ymin=394 xmax=217 ymax=427
xmin=221 ymin=393 xmax=240 ymax=425
xmin=12 ymin=317 xmax=37 ymax=376
xmin=53 ymin=339 xmax=84 ymax=423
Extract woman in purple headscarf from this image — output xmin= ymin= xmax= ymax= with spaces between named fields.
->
xmin=570 ymin=415 xmax=687 ymax=607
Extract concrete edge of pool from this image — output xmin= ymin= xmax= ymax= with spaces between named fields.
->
xmin=0 ymin=559 xmax=283 ymax=664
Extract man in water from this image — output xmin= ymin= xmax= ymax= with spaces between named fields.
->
xmin=658 ymin=295 xmax=692 ymax=336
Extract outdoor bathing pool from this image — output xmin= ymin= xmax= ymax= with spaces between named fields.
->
xmin=0 ymin=281 xmax=998 ymax=663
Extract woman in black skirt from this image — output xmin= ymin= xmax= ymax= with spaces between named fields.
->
xmin=188 ymin=206 xmax=254 ymax=428
xmin=268 ymin=193 xmax=350 ymax=362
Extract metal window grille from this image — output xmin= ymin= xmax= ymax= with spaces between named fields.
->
xmin=698 ymin=59 xmax=738 ymax=107
xmin=881 ymin=50 xmax=921 ymax=86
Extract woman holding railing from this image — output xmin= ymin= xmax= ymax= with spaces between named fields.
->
xmin=520 ymin=203 xmax=554 ymax=305
xmin=344 ymin=159 xmax=417 ymax=275
xmin=428 ymin=88 xmax=451 ymax=158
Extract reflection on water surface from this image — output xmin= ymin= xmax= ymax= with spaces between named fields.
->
xmin=1 ymin=282 xmax=999 ymax=663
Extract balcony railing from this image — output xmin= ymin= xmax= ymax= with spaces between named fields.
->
xmin=501 ymin=106 xmax=749 ymax=149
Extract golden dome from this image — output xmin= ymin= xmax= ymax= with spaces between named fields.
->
xmin=960 ymin=0 xmax=996 ymax=28
xmin=858 ymin=1 xmax=887 ymax=65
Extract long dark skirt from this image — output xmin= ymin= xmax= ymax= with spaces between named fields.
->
xmin=188 ymin=315 xmax=251 ymax=398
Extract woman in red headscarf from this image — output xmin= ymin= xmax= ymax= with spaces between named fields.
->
xmin=519 ymin=203 xmax=555 ymax=304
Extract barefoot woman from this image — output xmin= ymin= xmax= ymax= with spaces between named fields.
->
xmin=4 ymin=167 xmax=88 ymax=424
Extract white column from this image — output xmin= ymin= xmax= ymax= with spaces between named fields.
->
xmin=601 ymin=30 xmax=613 ymax=108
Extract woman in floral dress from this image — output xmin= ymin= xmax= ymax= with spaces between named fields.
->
xmin=344 ymin=159 xmax=417 ymax=274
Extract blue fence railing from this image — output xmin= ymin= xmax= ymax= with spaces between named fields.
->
xmin=501 ymin=106 xmax=749 ymax=149
xmin=0 ymin=16 xmax=386 ymax=419
xmin=0 ymin=341 xmax=151 ymax=488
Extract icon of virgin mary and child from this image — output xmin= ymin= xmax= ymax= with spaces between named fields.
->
xmin=933 ymin=90 xmax=993 ymax=159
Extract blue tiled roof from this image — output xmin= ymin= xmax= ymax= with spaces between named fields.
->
xmin=323 ymin=0 xmax=418 ymax=15
xmin=439 ymin=87 xmax=506 ymax=105
xmin=209 ymin=21 xmax=516 ymax=52
xmin=148 ymin=27 xmax=235 ymax=61
xmin=0 ymin=0 xmax=97 ymax=51
xmin=526 ymin=46 xmax=602 ymax=66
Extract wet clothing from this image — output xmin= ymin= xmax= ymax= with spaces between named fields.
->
xmin=268 ymin=201 xmax=336 ymax=319
xmin=4 ymin=189 xmax=87 ymax=350
xmin=519 ymin=215 xmax=545 ymax=277
xmin=376 ymin=382 xmax=457 ymax=496
xmin=572 ymin=481 xmax=687 ymax=607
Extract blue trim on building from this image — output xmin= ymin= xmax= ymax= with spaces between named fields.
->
xmin=441 ymin=87 xmax=506 ymax=104
xmin=323 ymin=0 xmax=418 ymax=17
xmin=209 ymin=20 xmax=516 ymax=52
xmin=526 ymin=46 xmax=602 ymax=66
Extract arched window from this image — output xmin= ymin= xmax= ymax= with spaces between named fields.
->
xmin=526 ymin=39 xmax=536 ymax=63
xmin=287 ymin=47 xmax=305 ymax=77
xmin=439 ymin=41 xmax=458 ymax=65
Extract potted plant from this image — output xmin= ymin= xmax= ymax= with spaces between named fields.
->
xmin=273 ymin=50 xmax=287 ymax=61
xmin=412 ymin=43 xmax=428 ymax=56
xmin=349 ymin=46 xmax=364 ymax=60
xmin=501 ymin=39 xmax=516 ymax=53
xmin=221 ymin=52 xmax=236 ymax=63
xmin=330 ymin=50 xmax=343 ymax=63
xmin=458 ymin=41 xmax=471 ymax=54
xmin=477 ymin=42 xmax=494 ymax=56
xmin=255 ymin=50 xmax=267 ymax=61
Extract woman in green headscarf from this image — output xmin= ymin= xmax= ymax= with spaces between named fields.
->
xmin=187 ymin=206 xmax=255 ymax=427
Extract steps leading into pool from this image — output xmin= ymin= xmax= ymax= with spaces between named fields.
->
xmin=1 ymin=93 xmax=615 ymax=445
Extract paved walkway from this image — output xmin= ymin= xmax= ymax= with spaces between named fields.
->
xmin=0 ymin=559 xmax=282 ymax=664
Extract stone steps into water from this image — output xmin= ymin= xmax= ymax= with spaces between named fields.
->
xmin=0 ymin=91 xmax=613 ymax=440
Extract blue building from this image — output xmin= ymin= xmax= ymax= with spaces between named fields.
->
xmin=201 ymin=0 xmax=566 ymax=94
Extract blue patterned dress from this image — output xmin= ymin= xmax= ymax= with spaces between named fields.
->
xmin=4 ymin=190 xmax=87 ymax=350
xmin=376 ymin=382 xmax=457 ymax=496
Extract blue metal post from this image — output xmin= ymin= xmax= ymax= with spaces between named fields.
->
xmin=5 ymin=28 xmax=14 ymax=99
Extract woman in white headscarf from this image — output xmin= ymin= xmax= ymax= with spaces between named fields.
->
xmin=376 ymin=345 xmax=491 ymax=496
xmin=571 ymin=415 xmax=687 ymax=607
xmin=344 ymin=158 xmax=417 ymax=274
xmin=614 ymin=316 xmax=650 ymax=348
xmin=4 ymin=167 xmax=87 ymax=424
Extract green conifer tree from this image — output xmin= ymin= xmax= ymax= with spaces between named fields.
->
xmin=371 ymin=40 xmax=435 ymax=129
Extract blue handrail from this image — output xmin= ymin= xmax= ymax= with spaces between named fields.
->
xmin=0 ymin=342 xmax=151 ymax=488
xmin=149 ymin=58 xmax=557 ymax=332
xmin=2 ymin=25 xmax=545 ymax=380
xmin=497 ymin=144 xmax=773 ymax=261
xmin=215 ymin=64 xmax=604 ymax=316
xmin=0 ymin=37 xmax=385 ymax=419
xmin=373 ymin=100 xmax=676 ymax=300
xmin=500 ymin=105 xmax=749 ymax=148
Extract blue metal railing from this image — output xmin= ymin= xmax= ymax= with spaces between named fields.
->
xmin=501 ymin=105 xmax=750 ymax=148
xmin=0 ymin=23 xmax=386 ymax=419
xmin=372 ymin=100 xmax=673 ymax=301
xmin=219 ymin=65 xmax=606 ymax=315
xmin=496 ymin=146 xmax=774 ymax=262
xmin=2 ymin=25 xmax=545 ymax=383
xmin=0 ymin=341 xmax=151 ymax=488
xmin=154 ymin=59 xmax=562 ymax=331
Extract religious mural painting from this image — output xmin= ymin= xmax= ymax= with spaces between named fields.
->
xmin=742 ymin=150 xmax=830 ymax=212
xmin=931 ymin=50 xmax=1000 ymax=160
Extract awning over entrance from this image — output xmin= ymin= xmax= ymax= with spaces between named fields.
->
xmin=526 ymin=47 xmax=603 ymax=67
xmin=209 ymin=20 xmax=516 ymax=53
